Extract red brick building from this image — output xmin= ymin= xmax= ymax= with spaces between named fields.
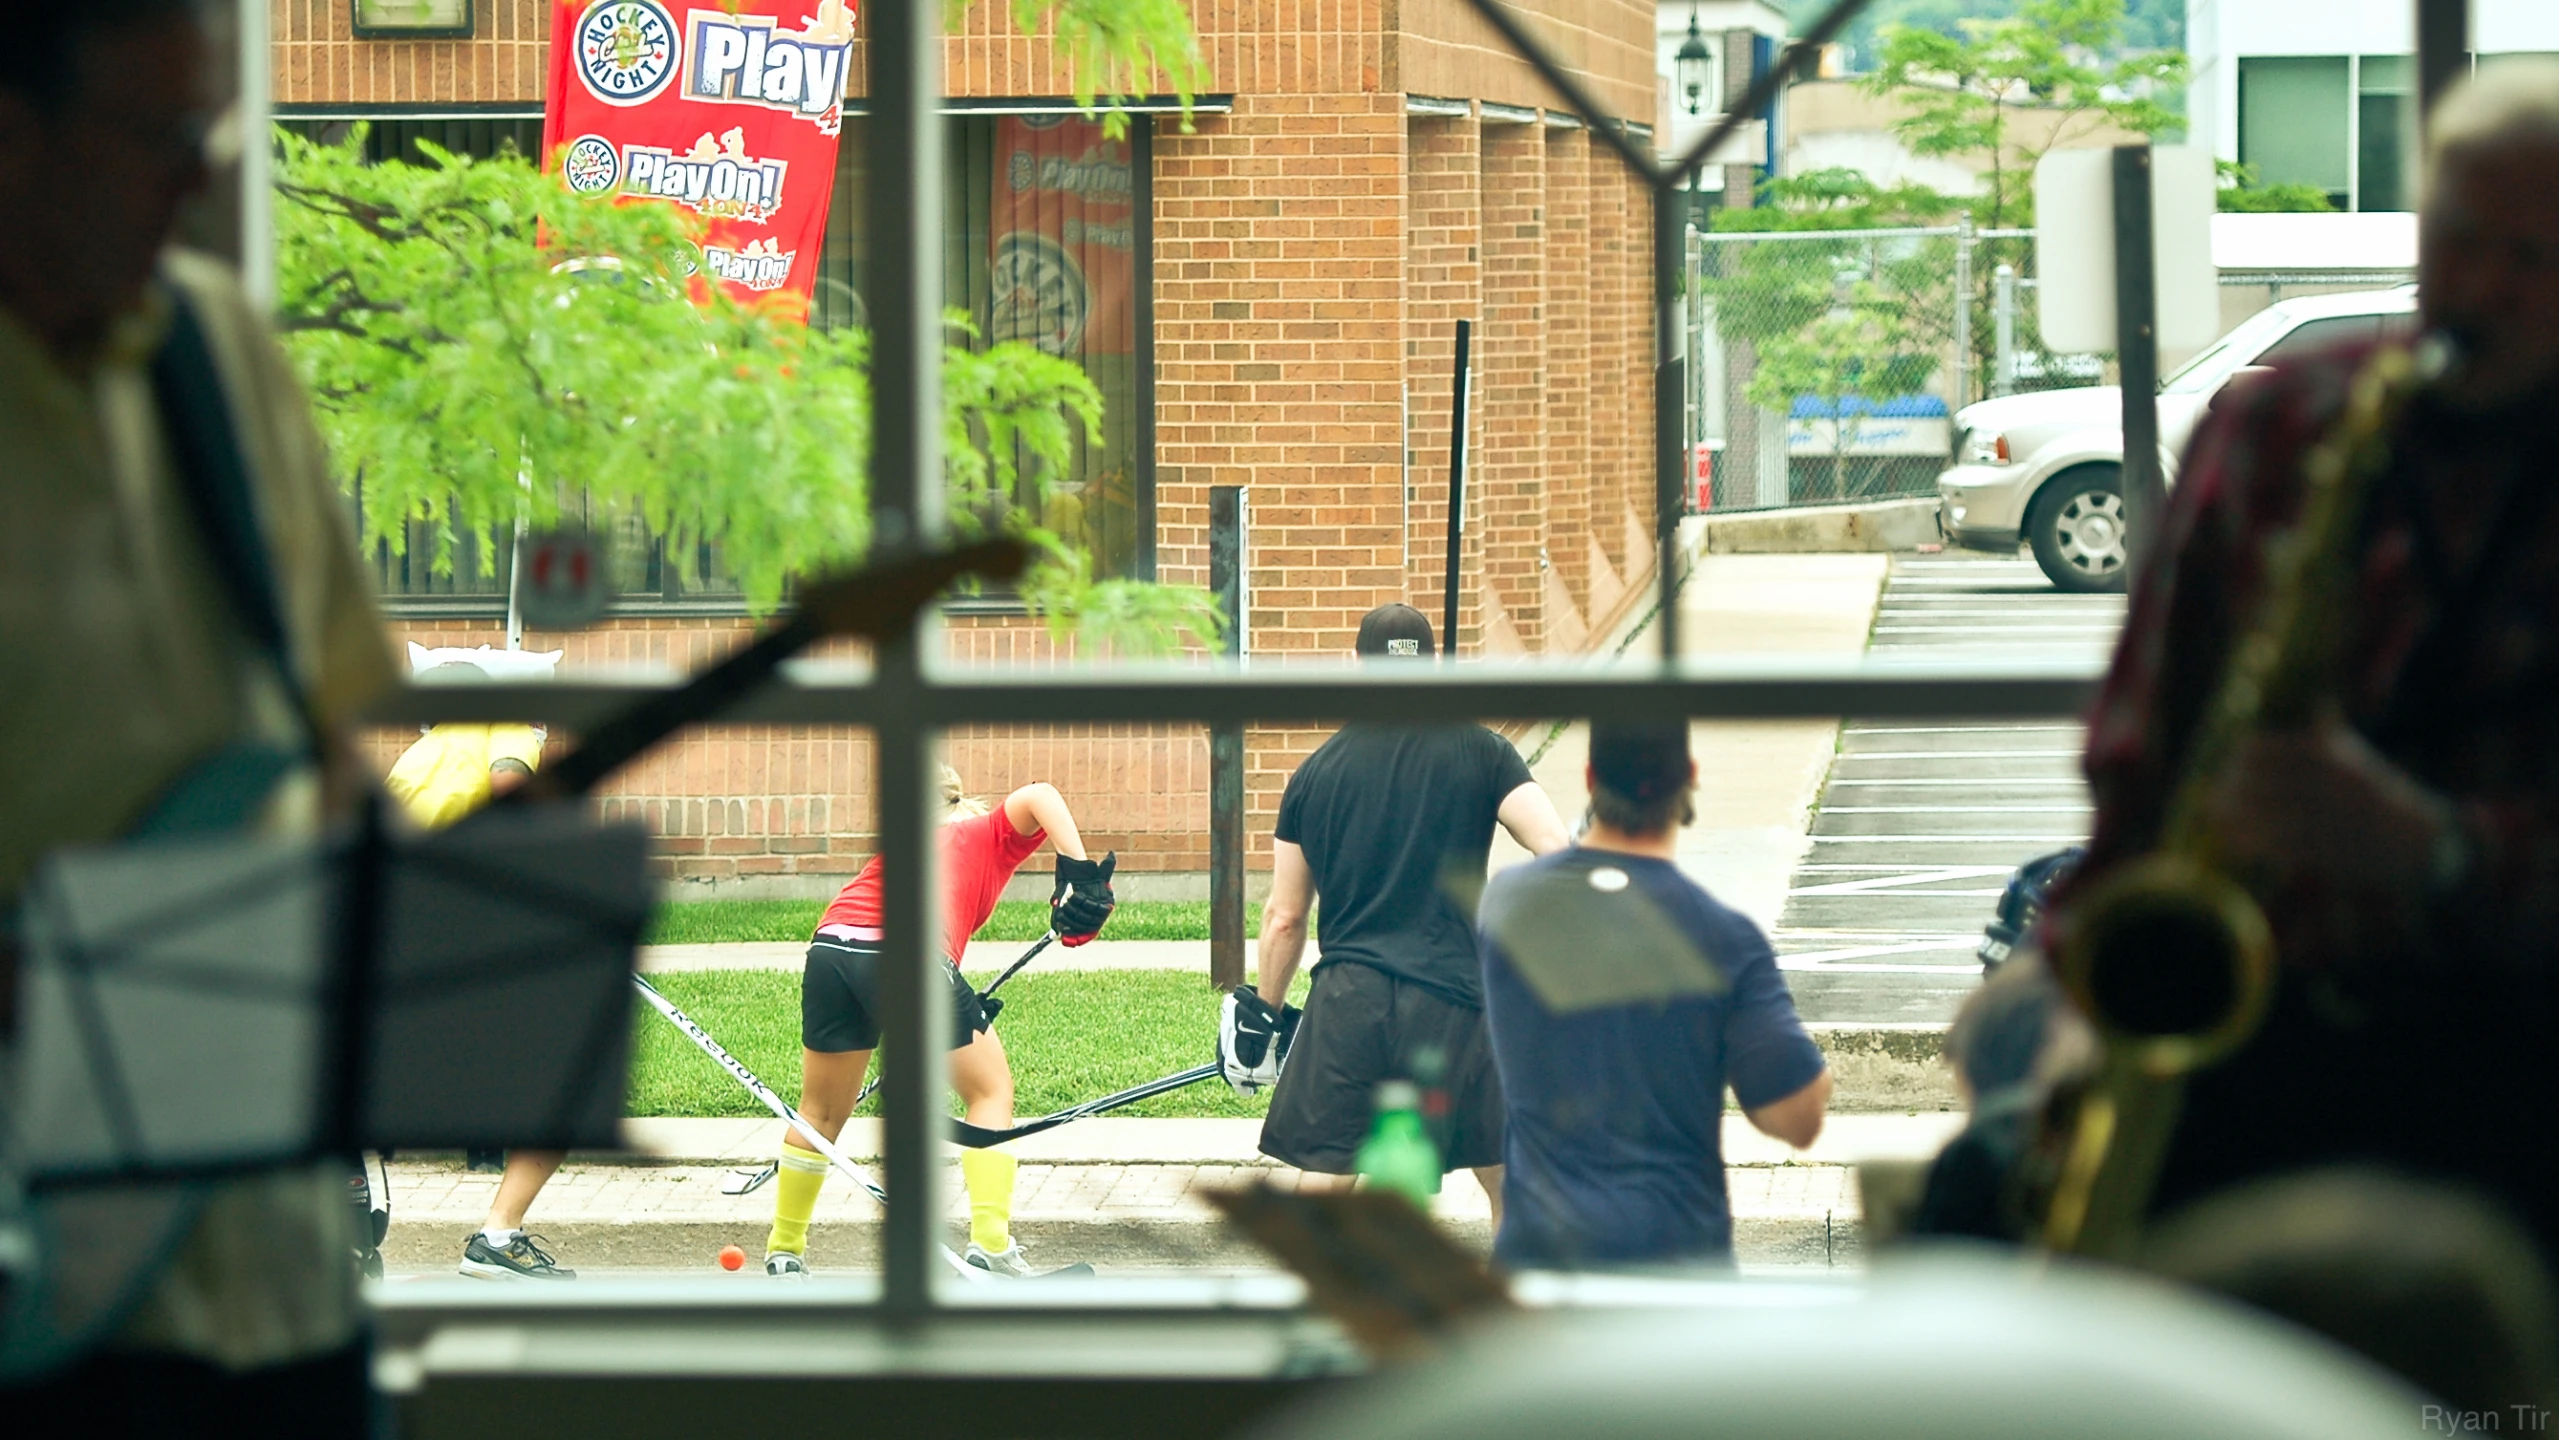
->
xmin=280 ymin=0 xmax=1662 ymax=893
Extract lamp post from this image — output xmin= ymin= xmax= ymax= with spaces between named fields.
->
xmin=1674 ymin=9 xmax=1712 ymax=512
xmin=1676 ymin=10 xmax=1713 ymax=122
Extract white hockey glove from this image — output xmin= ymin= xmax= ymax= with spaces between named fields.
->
xmin=1218 ymin=985 xmax=1301 ymax=1096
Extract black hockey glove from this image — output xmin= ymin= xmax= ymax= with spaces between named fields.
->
xmin=1051 ymin=851 xmax=1117 ymax=947
xmin=1218 ymin=984 xmax=1303 ymax=1096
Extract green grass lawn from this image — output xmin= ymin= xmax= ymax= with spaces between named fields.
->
xmin=645 ymin=898 xmax=1262 ymax=946
xmin=628 ymin=968 xmax=1309 ymax=1120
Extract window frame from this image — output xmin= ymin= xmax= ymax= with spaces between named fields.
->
xmin=357 ymin=0 xmax=2102 ymax=1335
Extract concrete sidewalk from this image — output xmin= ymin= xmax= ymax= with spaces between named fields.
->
xmin=598 ymin=1114 xmax=1963 ymax=1169
xmin=1491 ymin=550 xmax=1890 ymax=931
xmin=382 ymin=1112 xmax=1956 ymax=1275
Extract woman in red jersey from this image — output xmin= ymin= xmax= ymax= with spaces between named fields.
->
xmin=762 ymin=767 xmax=1116 ymax=1278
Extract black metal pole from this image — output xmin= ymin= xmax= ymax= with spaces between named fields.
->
xmin=1208 ymin=486 xmax=1246 ymax=993
xmin=2112 ymin=145 xmax=2164 ymax=571
xmin=1442 ymin=318 xmax=1472 ymax=661
xmin=2418 ymin=0 xmax=2470 ymax=137
xmin=866 ymin=0 xmax=946 ymax=1321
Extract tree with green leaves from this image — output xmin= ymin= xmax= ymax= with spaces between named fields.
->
xmin=271 ymin=0 xmax=1220 ymax=654
xmin=1700 ymin=170 xmax=1957 ymax=498
xmin=1030 ymin=0 xmax=1209 ymax=130
xmin=1785 ymin=0 xmax=2183 ymax=73
xmin=1862 ymin=0 xmax=2187 ymax=231
xmin=1829 ymin=0 xmax=2188 ymax=398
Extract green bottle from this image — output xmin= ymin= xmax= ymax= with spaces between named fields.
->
xmin=1354 ymin=1080 xmax=1442 ymax=1204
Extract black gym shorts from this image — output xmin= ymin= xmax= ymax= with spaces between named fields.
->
xmin=800 ymin=937 xmax=989 ymax=1053
xmin=1258 ymin=958 xmax=1505 ymax=1173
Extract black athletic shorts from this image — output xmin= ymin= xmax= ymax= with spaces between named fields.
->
xmin=800 ymin=937 xmax=988 ymax=1053
xmin=1259 ymin=958 xmax=1505 ymax=1173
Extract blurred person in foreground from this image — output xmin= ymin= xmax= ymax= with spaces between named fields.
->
xmin=2049 ymin=60 xmax=2559 ymax=1252
xmin=1240 ymin=605 xmax=1569 ymax=1226
xmin=1476 ymin=720 xmax=1829 ymax=1269
xmin=0 ymin=0 xmax=396 ymax=1430
xmin=2146 ymin=1170 xmax=2559 ymax=1429
xmin=1908 ymin=957 xmax=2091 ymax=1241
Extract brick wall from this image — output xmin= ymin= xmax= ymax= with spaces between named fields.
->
xmin=284 ymin=0 xmax=1659 ymax=887
xmin=1474 ymin=118 xmax=1545 ymax=656
xmin=1394 ymin=0 xmax=1656 ymax=120
xmin=1400 ymin=113 xmax=1482 ymax=654
xmin=274 ymin=0 xmax=546 ymax=104
xmin=1542 ymin=125 xmax=1592 ymax=637
xmin=1154 ymin=90 xmax=1409 ymax=834
xmin=1587 ymin=146 xmax=1644 ymax=626
xmin=386 ymin=615 xmax=1216 ymax=887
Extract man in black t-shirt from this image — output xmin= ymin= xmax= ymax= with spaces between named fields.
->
xmin=1247 ymin=604 xmax=1569 ymax=1219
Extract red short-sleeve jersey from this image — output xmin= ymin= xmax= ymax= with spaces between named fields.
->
xmin=817 ymin=808 xmax=1047 ymax=959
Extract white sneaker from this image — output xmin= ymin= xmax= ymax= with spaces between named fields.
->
xmin=965 ymin=1240 xmax=1035 ymax=1278
xmin=765 ymin=1251 xmax=809 ymax=1280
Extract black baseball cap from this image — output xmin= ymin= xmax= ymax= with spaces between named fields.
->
xmin=1589 ymin=719 xmax=1691 ymax=801
xmin=1355 ymin=603 xmax=1436 ymax=660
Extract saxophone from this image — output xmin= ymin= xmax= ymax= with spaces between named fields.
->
xmin=2040 ymin=340 xmax=2439 ymax=1259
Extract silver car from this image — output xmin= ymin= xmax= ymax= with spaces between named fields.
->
xmin=1936 ymin=287 xmax=2420 ymax=591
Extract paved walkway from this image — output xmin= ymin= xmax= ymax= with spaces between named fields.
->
xmin=382 ymin=1114 xmax=1953 ymax=1270
xmin=387 ymin=1156 xmax=1862 ymax=1235
xmin=379 ymin=1119 xmax=1935 ymax=1273
xmin=600 ymin=1114 xmax=1962 ymax=1168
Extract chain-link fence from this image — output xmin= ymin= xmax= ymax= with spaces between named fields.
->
xmin=1686 ymin=224 xmax=2098 ymax=512
xmin=1687 ymin=223 xmax=2419 ymax=513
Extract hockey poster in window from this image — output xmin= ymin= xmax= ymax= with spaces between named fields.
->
xmin=541 ymin=0 xmax=857 ymax=309
xmin=990 ymin=116 xmax=1136 ymax=358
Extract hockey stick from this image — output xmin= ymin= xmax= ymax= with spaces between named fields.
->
xmin=629 ymin=974 xmax=989 ymax=1283
xmin=950 ymin=1062 xmax=1223 ymax=1148
xmin=980 ymin=929 xmax=1058 ymax=1002
xmin=844 ymin=930 xmax=1059 ymax=1111
xmin=724 ymin=1060 xmax=1223 ymax=1193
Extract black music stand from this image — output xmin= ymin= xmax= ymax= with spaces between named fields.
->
xmin=10 ymin=805 xmax=649 ymax=1185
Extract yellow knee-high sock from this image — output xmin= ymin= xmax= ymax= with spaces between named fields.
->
xmin=960 ymin=1148 xmax=1018 ymax=1253
xmin=765 ymin=1143 xmax=830 ymax=1256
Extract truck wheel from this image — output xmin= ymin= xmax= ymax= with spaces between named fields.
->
xmin=2026 ymin=468 xmax=2129 ymax=593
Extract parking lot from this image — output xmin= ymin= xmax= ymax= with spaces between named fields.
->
xmin=1777 ymin=556 xmax=2125 ymax=1025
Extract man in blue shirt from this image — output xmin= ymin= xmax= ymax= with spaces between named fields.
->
xmin=1477 ymin=719 xmax=1831 ymax=1268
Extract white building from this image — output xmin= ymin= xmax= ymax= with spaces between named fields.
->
xmin=2189 ymin=0 xmax=2559 ymax=211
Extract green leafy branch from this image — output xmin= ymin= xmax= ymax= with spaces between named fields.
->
xmin=274 ymin=124 xmax=1216 ymax=655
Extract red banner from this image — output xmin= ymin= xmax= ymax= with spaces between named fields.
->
xmin=542 ymin=0 xmax=856 ymax=309
xmin=989 ymin=116 xmax=1136 ymax=356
